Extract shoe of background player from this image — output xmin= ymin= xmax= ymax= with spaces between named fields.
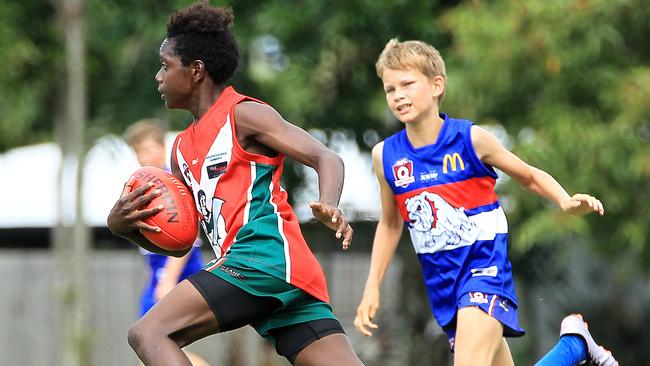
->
xmin=560 ymin=314 xmax=619 ymax=366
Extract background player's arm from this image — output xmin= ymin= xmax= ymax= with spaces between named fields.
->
xmin=234 ymin=101 xmax=352 ymax=248
xmin=155 ymin=249 xmax=193 ymax=300
xmin=354 ymin=142 xmax=404 ymax=336
xmin=471 ymin=125 xmax=603 ymax=216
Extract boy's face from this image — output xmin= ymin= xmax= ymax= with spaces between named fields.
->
xmin=155 ymin=39 xmax=193 ymax=110
xmin=381 ymin=67 xmax=443 ymax=124
xmin=133 ymin=137 xmax=166 ymax=168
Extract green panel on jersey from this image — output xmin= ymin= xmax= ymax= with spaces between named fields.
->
xmin=246 ymin=163 xmax=277 ymax=222
xmin=231 ymin=163 xmax=288 ymax=277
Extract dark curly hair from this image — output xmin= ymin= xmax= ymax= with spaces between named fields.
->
xmin=166 ymin=1 xmax=239 ymax=85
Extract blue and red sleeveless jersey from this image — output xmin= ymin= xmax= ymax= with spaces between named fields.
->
xmin=381 ymin=114 xmax=517 ymax=328
xmin=172 ymin=86 xmax=329 ymax=303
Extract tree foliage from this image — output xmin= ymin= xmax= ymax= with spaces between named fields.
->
xmin=4 ymin=0 xmax=645 ymax=252
xmin=1 ymin=1 xmax=648 ymax=362
xmin=440 ymin=0 xmax=650 ymax=265
xmin=0 ymin=1 xmax=60 ymax=151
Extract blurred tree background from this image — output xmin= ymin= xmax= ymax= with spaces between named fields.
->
xmin=1 ymin=0 xmax=648 ymax=364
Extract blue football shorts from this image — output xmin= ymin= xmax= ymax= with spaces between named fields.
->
xmin=442 ymin=291 xmax=526 ymax=350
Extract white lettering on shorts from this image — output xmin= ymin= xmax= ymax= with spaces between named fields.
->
xmin=470 ymin=265 xmax=498 ymax=277
xmin=469 ymin=292 xmax=489 ymax=304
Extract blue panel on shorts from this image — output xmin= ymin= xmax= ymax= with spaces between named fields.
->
xmin=443 ymin=291 xmax=525 ymax=350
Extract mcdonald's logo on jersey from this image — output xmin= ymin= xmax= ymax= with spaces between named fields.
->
xmin=443 ymin=153 xmax=465 ymax=174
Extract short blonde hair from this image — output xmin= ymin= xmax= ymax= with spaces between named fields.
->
xmin=376 ymin=38 xmax=447 ymax=104
xmin=123 ymin=119 xmax=166 ymax=148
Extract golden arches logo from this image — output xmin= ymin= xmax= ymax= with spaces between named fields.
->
xmin=443 ymin=153 xmax=465 ymax=173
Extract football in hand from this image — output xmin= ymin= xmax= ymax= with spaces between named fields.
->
xmin=130 ymin=166 xmax=198 ymax=251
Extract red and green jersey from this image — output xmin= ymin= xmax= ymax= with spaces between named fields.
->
xmin=173 ymin=86 xmax=329 ymax=302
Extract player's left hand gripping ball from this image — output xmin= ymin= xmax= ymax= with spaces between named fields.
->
xmin=131 ymin=166 xmax=198 ymax=251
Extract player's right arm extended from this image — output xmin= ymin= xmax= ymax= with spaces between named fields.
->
xmin=354 ymin=143 xmax=404 ymax=336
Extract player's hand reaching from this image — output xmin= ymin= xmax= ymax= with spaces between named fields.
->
xmin=309 ymin=201 xmax=353 ymax=250
xmin=354 ymin=287 xmax=380 ymax=336
xmin=560 ymin=193 xmax=604 ymax=216
xmin=107 ymin=177 xmax=164 ymax=237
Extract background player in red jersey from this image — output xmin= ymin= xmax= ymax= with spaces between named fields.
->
xmin=353 ymin=39 xmax=617 ymax=366
xmin=107 ymin=2 xmax=362 ymax=365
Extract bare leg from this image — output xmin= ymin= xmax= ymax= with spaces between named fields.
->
xmin=128 ymin=280 xmax=220 ymax=366
xmin=138 ymin=351 xmax=210 ymax=366
xmin=186 ymin=352 xmax=211 ymax=366
xmin=493 ymin=338 xmax=515 ymax=366
xmin=454 ymin=307 xmax=508 ymax=366
xmin=294 ymin=333 xmax=364 ymax=366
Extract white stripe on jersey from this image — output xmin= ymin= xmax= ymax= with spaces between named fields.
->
xmin=470 ymin=206 xmax=508 ymax=241
xmin=409 ymin=206 xmax=507 ymax=254
xmin=267 ymin=179 xmax=291 ymax=283
xmin=243 ymin=162 xmax=255 ymax=225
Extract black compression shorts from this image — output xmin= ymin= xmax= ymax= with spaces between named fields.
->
xmin=187 ymin=270 xmax=345 ymax=364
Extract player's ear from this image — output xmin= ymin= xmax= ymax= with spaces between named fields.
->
xmin=191 ymin=60 xmax=206 ymax=82
xmin=431 ymin=75 xmax=445 ymax=99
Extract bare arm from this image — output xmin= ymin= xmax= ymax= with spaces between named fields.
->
xmin=354 ymin=142 xmax=404 ymax=336
xmin=235 ymin=102 xmax=344 ymax=205
xmin=235 ymin=101 xmax=352 ymax=248
xmin=471 ymin=125 xmax=604 ymax=215
xmin=154 ymin=248 xmax=194 ymax=301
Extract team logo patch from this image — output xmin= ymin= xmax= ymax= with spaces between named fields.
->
xmin=392 ymin=158 xmax=415 ymax=188
xmin=207 ymin=162 xmax=228 ymax=179
xmin=469 ymin=292 xmax=489 ymax=304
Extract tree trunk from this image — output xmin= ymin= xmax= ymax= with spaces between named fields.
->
xmin=53 ymin=0 xmax=90 ymax=365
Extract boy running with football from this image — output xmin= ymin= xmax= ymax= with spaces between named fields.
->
xmin=107 ymin=3 xmax=362 ymax=365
